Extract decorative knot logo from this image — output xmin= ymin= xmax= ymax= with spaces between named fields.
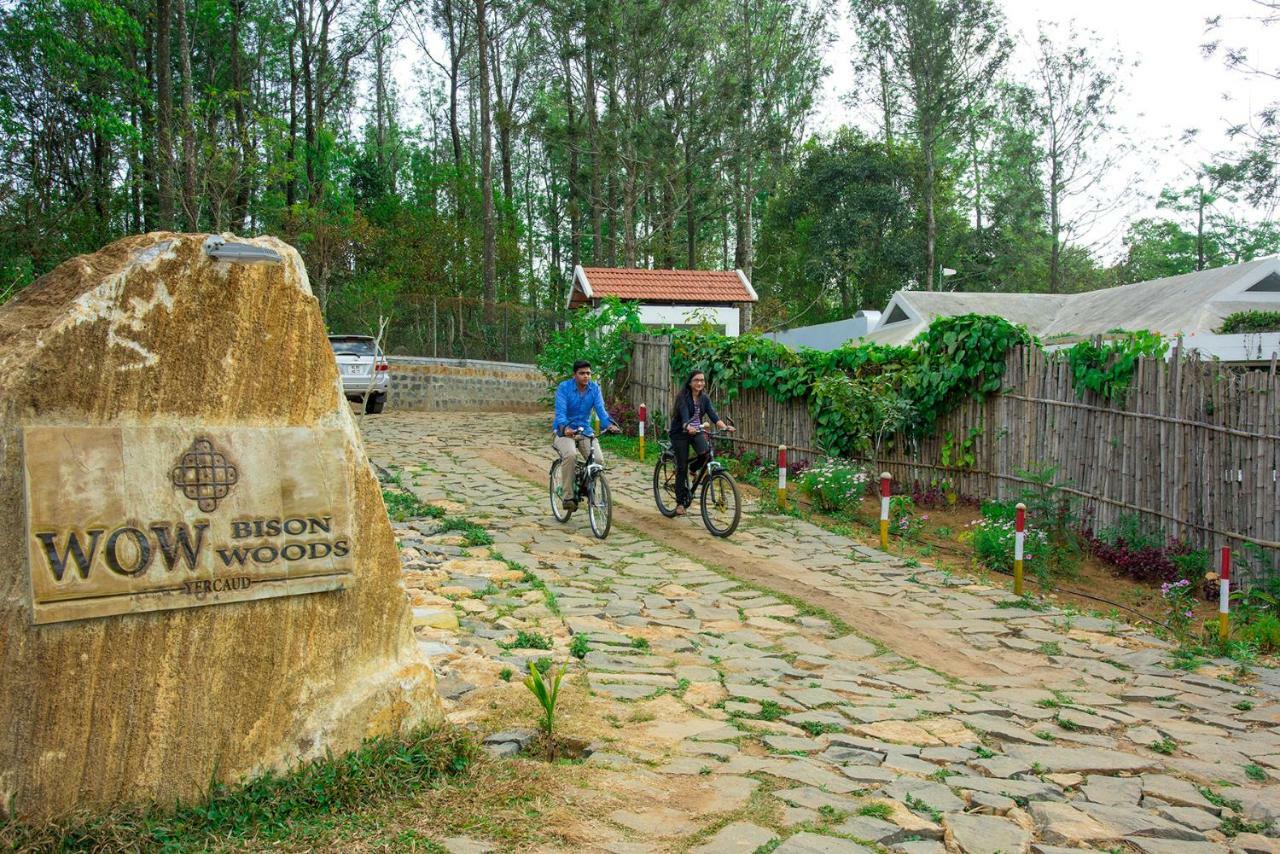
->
xmin=171 ymin=437 xmax=239 ymax=512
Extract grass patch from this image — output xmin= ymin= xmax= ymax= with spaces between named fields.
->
xmin=797 ymin=720 xmax=844 ymax=737
xmin=0 ymin=726 xmax=475 ymax=851
xmin=757 ymin=700 xmax=784 ymax=722
xmin=1234 ymin=700 xmax=1254 ymax=712
xmin=1151 ymin=737 xmax=1178 ymax=755
xmin=439 ymin=517 xmax=493 ymax=547
xmin=1198 ymin=786 xmax=1243 ymax=812
xmin=857 ymin=802 xmax=893 ymax=819
xmin=1037 ymin=642 xmax=1063 ymax=657
xmin=381 ymin=488 xmax=446 ymax=522
xmin=630 ymin=636 xmax=650 ymax=651
xmin=569 ymin=635 xmax=589 ymax=660
xmin=500 ymin=630 xmax=553 ymax=651
xmin=996 ymin=596 xmax=1047 ymax=611
xmin=904 ymin=793 xmax=942 ymax=823
xmin=1245 ymin=763 xmax=1267 ymax=782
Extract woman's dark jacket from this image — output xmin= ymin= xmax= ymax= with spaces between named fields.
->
xmin=668 ymin=392 xmax=720 ymax=437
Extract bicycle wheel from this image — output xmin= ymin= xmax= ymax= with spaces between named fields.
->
xmin=586 ymin=472 xmax=613 ymax=539
xmin=652 ymin=453 xmax=679 ymax=518
xmin=548 ymin=459 xmax=571 ymax=522
xmin=700 ymin=470 xmax=741 ymax=537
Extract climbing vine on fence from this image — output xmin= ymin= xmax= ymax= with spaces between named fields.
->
xmin=668 ymin=314 xmax=1033 ymax=455
xmin=1063 ymin=331 xmax=1168 ymax=402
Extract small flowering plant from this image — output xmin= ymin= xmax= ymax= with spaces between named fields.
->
xmin=965 ymin=505 xmax=1049 ymax=574
xmin=890 ymin=495 xmax=926 ymax=540
xmin=1161 ymin=578 xmax=1196 ymax=641
xmin=799 ymin=461 xmax=868 ymax=512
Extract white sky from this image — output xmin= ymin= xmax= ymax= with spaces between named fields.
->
xmin=817 ymin=0 xmax=1277 ymax=262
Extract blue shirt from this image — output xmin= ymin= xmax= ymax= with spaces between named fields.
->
xmin=553 ymin=378 xmax=612 ymax=437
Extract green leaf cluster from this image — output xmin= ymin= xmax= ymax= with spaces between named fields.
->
xmin=1217 ymin=310 xmax=1280 ymax=334
xmin=670 ymin=314 xmax=1030 ymax=457
xmin=1064 ymin=331 xmax=1168 ymax=401
xmin=535 ymin=297 xmax=645 ymax=401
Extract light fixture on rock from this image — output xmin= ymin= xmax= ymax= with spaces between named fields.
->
xmin=202 ymin=235 xmax=282 ymax=265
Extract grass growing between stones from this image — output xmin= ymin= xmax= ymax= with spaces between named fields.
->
xmin=0 ymin=725 xmax=477 ymax=852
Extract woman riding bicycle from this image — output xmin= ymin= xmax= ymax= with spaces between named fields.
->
xmin=668 ymin=369 xmax=734 ymax=515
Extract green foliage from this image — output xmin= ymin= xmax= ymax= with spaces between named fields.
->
xmin=669 ymin=315 xmax=1030 ymax=458
xmin=381 ymin=489 xmax=446 ymax=522
xmin=0 ymin=725 xmax=475 ymax=849
xmin=630 ymin=636 xmax=650 ymax=650
xmin=1218 ymin=311 xmax=1280 ymax=334
xmin=1245 ymin=764 xmax=1267 ymax=782
xmin=501 ymin=631 xmax=553 ymax=651
xmin=438 ymin=517 xmax=493 ymax=547
xmin=499 ymin=667 xmax=513 ymax=682
xmin=797 ymin=720 xmax=844 ymax=737
xmin=910 ymin=315 xmax=1033 ymax=435
xmin=569 ymin=634 xmax=590 ymax=660
xmin=968 ymin=501 xmax=1048 ymax=572
xmin=754 ymin=129 xmax=920 ymax=326
xmin=523 ymin=661 xmax=567 ymax=742
xmin=757 ymin=700 xmax=784 ymax=721
xmin=857 ymin=803 xmax=894 ymax=819
xmin=1064 ymin=332 xmax=1168 ymax=401
xmin=1151 ymin=737 xmax=1178 ymax=755
xmin=1239 ymin=613 xmax=1280 ymax=653
xmin=536 ymin=297 xmax=645 ymax=400
xmin=799 ymin=461 xmax=871 ymax=512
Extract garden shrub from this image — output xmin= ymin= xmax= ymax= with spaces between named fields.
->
xmin=967 ymin=502 xmax=1047 ymax=572
xmin=1240 ymin=613 xmax=1280 ymax=653
xmin=799 ymin=461 xmax=869 ymax=512
xmin=1087 ymin=514 xmax=1197 ymax=585
xmin=536 ymin=296 xmax=644 ymax=400
xmin=1217 ymin=310 xmax=1280 ymax=334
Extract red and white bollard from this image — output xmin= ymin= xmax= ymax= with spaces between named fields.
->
xmin=879 ymin=472 xmax=892 ymax=549
xmin=638 ymin=403 xmax=647 ymax=460
xmin=777 ymin=445 xmax=788 ymax=510
xmin=1014 ymin=502 xmax=1027 ymax=596
xmin=1220 ymin=547 xmax=1231 ymax=642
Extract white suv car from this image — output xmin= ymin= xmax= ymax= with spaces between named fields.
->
xmin=328 ymin=334 xmax=389 ymax=413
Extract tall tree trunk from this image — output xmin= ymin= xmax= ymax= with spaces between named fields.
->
xmin=230 ymin=0 xmax=250 ymax=228
xmin=141 ymin=15 xmax=157 ymax=229
xmin=1196 ymin=183 xmax=1206 ymax=271
xmin=156 ymin=0 xmax=174 ymax=228
xmin=477 ymin=0 xmax=496 ymax=315
xmin=1048 ymin=158 xmax=1061 ymax=293
xmin=685 ymin=135 xmax=696 ymax=269
xmin=287 ymin=15 xmax=300 ymax=207
xmin=925 ymin=140 xmax=937 ymax=292
xmin=585 ymin=46 xmax=603 ymax=263
xmin=177 ymin=0 xmax=198 ymax=229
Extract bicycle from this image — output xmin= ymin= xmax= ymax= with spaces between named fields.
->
xmin=652 ymin=420 xmax=741 ymax=537
xmin=548 ymin=432 xmax=613 ymax=539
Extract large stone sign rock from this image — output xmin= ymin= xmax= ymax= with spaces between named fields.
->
xmin=0 ymin=233 xmax=442 ymax=820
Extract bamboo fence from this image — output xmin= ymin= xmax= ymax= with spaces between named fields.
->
xmin=625 ymin=338 xmax=1280 ymax=583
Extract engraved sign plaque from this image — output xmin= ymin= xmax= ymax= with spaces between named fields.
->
xmin=23 ymin=425 xmax=356 ymax=624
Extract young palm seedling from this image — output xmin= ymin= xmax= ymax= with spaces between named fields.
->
xmin=524 ymin=659 xmax=568 ymax=759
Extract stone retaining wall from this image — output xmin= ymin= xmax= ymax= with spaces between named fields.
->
xmin=387 ymin=357 xmax=545 ymax=412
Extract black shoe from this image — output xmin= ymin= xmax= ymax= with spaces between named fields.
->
xmin=563 ymin=498 xmax=578 ymax=512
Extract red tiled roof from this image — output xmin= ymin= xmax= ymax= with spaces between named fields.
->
xmin=578 ymin=267 xmax=756 ymax=303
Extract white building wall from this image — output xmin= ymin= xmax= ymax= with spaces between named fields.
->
xmin=637 ymin=304 xmax=741 ymax=336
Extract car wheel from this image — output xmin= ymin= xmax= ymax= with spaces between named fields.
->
xmin=365 ymin=392 xmax=386 ymax=414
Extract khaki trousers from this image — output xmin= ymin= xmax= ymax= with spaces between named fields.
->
xmin=552 ymin=434 xmax=602 ymax=500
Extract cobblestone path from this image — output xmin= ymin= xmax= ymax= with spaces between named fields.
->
xmin=362 ymin=410 xmax=1280 ymax=854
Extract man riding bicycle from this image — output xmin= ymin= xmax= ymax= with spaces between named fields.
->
xmin=552 ymin=360 xmax=620 ymax=511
